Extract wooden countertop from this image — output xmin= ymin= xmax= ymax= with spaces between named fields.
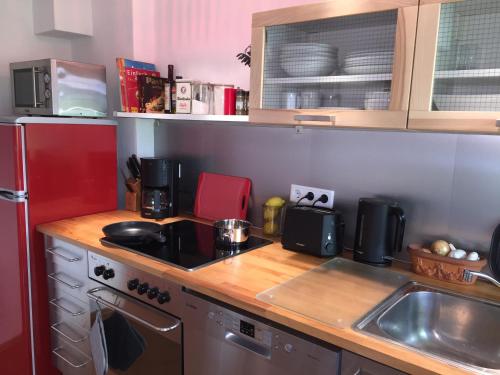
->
xmin=37 ymin=210 xmax=500 ymax=375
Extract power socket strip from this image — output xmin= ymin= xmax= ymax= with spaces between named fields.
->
xmin=289 ymin=184 xmax=335 ymax=209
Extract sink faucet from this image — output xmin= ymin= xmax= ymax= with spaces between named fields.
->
xmin=463 ymin=269 xmax=500 ymax=287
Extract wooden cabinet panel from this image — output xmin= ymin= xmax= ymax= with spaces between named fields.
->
xmin=249 ymin=0 xmax=418 ymax=129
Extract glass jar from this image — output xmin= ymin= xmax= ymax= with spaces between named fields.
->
xmin=262 ymin=204 xmax=284 ymax=235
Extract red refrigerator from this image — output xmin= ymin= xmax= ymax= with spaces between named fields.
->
xmin=0 ymin=117 xmax=118 ymax=375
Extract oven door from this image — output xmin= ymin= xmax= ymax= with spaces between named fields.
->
xmin=87 ymin=287 xmax=182 ymax=375
xmin=10 ymin=59 xmax=52 ymax=115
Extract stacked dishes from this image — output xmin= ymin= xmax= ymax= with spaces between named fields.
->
xmin=280 ymin=43 xmax=338 ymax=77
xmin=344 ymin=51 xmax=394 ymax=75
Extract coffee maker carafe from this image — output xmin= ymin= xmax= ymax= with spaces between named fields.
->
xmin=141 ymin=158 xmax=180 ymax=219
xmin=353 ymin=198 xmax=406 ymax=266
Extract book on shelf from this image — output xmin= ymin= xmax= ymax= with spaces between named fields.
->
xmin=138 ymin=75 xmax=167 ymax=113
xmin=116 ymin=58 xmax=158 ymax=112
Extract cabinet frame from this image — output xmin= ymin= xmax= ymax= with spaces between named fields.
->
xmin=249 ymin=0 xmax=419 ymax=129
xmin=408 ymin=1 xmax=500 ymax=134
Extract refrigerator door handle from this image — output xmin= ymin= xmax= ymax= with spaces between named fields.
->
xmin=0 ymin=190 xmax=28 ymax=202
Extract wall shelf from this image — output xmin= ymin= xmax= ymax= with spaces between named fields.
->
xmin=264 ymin=73 xmax=392 ymax=85
xmin=434 ymin=69 xmax=500 ymax=79
xmin=114 ymin=112 xmax=249 ymax=122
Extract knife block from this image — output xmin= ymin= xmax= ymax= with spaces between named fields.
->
xmin=125 ymin=179 xmax=141 ymax=212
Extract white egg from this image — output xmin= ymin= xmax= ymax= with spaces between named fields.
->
xmin=449 ymin=243 xmax=457 ymax=252
xmin=448 ymin=249 xmax=467 ymax=259
xmin=466 ymin=251 xmax=480 ymax=261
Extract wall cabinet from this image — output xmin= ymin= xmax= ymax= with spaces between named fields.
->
xmin=250 ymin=0 xmax=500 ymax=133
xmin=249 ymin=0 xmax=419 ymax=129
xmin=409 ymin=0 xmax=500 ymax=133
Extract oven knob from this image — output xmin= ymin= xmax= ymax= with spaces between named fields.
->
xmin=157 ymin=291 xmax=171 ymax=304
xmin=94 ymin=265 xmax=105 ymax=277
xmin=44 ymin=89 xmax=51 ymax=99
xmin=127 ymin=278 xmax=139 ymax=291
xmin=284 ymin=343 xmax=294 ymax=353
xmin=137 ymin=282 xmax=149 ymax=295
xmin=43 ymin=73 xmax=51 ymax=84
xmin=147 ymin=287 xmax=159 ymax=299
xmin=103 ymin=268 xmax=115 ymax=280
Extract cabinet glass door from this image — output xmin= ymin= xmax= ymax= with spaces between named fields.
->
xmin=263 ymin=11 xmax=397 ymax=111
xmin=250 ymin=1 xmax=418 ymax=128
xmin=433 ymin=0 xmax=500 ymax=112
xmin=409 ymin=0 xmax=500 ymax=132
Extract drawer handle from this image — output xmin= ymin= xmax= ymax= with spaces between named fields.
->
xmin=294 ymin=115 xmax=336 ymax=123
xmin=496 ymin=119 xmax=500 ymax=127
xmin=46 ymin=247 xmax=81 ymax=263
xmin=52 ymin=346 xmax=90 ymax=368
xmin=48 ymin=272 xmax=83 ymax=289
xmin=51 ymin=322 xmax=88 ymax=343
xmin=49 ymin=298 xmax=86 ymax=316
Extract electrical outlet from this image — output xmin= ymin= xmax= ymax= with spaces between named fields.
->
xmin=289 ymin=184 xmax=335 ymax=209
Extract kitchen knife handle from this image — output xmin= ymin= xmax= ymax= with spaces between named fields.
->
xmin=391 ymin=206 xmax=406 ymax=253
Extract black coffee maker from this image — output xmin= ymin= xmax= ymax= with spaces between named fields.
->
xmin=353 ymin=198 xmax=406 ymax=266
xmin=141 ymin=158 xmax=180 ymax=219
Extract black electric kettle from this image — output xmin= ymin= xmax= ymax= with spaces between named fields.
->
xmin=353 ymin=198 xmax=406 ymax=266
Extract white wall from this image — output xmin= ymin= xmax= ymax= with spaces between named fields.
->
xmin=0 ymin=0 xmax=72 ymax=115
xmin=132 ymin=0 xmax=321 ymax=89
xmin=71 ymin=0 xmax=134 ymax=113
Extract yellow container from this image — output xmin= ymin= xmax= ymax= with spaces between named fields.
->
xmin=262 ymin=204 xmax=283 ymax=235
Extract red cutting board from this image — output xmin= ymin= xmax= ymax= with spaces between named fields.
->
xmin=193 ymin=172 xmax=252 ymax=221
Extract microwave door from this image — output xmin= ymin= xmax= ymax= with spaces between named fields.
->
xmin=12 ymin=66 xmax=49 ymax=115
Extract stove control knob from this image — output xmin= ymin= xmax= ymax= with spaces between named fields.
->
xmin=157 ymin=291 xmax=171 ymax=304
xmin=94 ymin=265 xmax=105 ymax=277
xmin=147 ymin=287 xmax=159 ymax=299
xmin=103 ymin=268 xmax=115 ymax=280
xmin=137 ymin=282 xmax=149 ymax=295
xmin=127 ymin=278 xmax=139 ymax=291
xmin=284 ymin=343 xmax=294 ymax=353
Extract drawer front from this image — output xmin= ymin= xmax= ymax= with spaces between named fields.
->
xmin=47 ymin=263 xmax=101 ymax=303
xmin=51 ymin=323 xmax=91 ymax=358
xmin=52 ymin=343 xmax=94 ymax=375
xmin=49 ymin=292 xmax=92 ymax=330
xmin=45 ymin=237 xmax=88 ymax=271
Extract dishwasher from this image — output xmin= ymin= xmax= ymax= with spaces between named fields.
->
xmin=183 ymin=290 xmax=341 ymax=375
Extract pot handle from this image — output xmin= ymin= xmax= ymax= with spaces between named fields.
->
xmin=391 ymin=206 xmax=406 ymax=253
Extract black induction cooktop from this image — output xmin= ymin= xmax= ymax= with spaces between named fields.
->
xmin=100 ymin=220 xmax=272 ymax=271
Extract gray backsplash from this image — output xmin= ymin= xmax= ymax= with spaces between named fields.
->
xmin=154 ymin=122 xmax=500 ymax=256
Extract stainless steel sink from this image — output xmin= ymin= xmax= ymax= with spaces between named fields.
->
xmin=355 ymin=282 xmax=500 ymax=374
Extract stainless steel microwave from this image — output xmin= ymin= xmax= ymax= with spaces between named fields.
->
xmin=10 ymin=59 xmax=108 ymax=117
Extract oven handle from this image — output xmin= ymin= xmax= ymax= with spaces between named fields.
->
xmin=87 ymin=287 xmax=181 ymax=333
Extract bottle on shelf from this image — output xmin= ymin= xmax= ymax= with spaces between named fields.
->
xmin=164 ymin=65 xmax=174 ymax=114
xmin=172 ymin=75 xmax=183 ymax=114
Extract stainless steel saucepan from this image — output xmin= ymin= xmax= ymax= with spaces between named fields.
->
xmin=213 ymin=219 xmax=251 ymax=245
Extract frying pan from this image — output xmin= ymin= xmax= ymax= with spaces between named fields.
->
xmin=102 ymin=221 xmax=166 ymax=243
xmin=489 ymin=223 xmax=500 ymax=280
